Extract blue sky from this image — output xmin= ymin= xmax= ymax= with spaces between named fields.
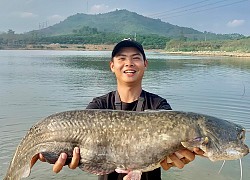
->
xmin=0 ymin=0 xmax=249 ymax=35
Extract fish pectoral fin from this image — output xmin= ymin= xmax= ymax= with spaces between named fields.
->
xmin=181 ymin=137 xmax=209 ymax=149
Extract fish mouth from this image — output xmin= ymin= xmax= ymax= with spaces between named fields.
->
xmin=207 ymin=145 xmax=249 ymax=161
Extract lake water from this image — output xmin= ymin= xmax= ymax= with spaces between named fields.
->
xmin=0 ymin=50 xmax=250 ymax=180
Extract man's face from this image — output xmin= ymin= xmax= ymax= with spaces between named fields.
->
xmin=110 ymin=47 xmax=148 ymax=85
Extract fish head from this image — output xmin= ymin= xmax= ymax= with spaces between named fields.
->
xmin=203 ymin=131 xmax=249 ymax=161
xmin=182 ymin=115 xmax=249 ymax=161
xmin=201 ymin=115 xmax=249 ymax=161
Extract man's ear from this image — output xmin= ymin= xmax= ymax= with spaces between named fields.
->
xmin=110 ymin=61 xmax=115 ymax=72
xmin=144 ymin=59 xmax=148 ymax=68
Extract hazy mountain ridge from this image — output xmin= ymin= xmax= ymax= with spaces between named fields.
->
xmin=36 ymin=9 xmax=240 ymax=40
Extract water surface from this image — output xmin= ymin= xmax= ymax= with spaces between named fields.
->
xmin=0 ymin=50 xmax=250 ymax=180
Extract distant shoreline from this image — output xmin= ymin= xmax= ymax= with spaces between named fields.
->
xmin=164 ymin=51 xmax=250 ymax=58
xmin=1 ymin=43 xmax=250 ymax=58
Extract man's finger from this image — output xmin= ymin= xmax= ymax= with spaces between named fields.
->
xmin=193 ymin=147 xmax=205 ymax=155
xmin=30 ymin=154 xmax=39 ymax=168
xmin=169 ymin=154 xmax=184 ymax=169
xmin=53 ymin=153 xmax=67 ymax=173
xmin=160 ymin=159 xmax=172 ymax=171
xmin=177 ymin=149 xmax=195 ymax=162
xmin=180 ymin=157 xmax=190 ymax=164
xmin=38 ymin=153 xmax=46 ymax=162
xmin=123 ymin=175 xmax=129 ymax=180
xmin=68 ymin=147 xmax=80 ymax=169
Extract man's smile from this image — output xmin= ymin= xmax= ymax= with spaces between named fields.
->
xmin=124 ymin=70 xmax=136 ymax=74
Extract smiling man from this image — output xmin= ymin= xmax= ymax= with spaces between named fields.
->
xmin=33 ymin=39 xmax=203 ymax=180
xmin=85 ymin=39 xmax=202 ymax=179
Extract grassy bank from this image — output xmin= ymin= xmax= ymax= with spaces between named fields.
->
xmin=165 ymin=51 xmax=250 ymax=58
xmin=165 ymin=38 xmax=250 ymax=57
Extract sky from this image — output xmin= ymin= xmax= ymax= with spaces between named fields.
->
xmin=0 ymin=0 xmax=249 ymax=36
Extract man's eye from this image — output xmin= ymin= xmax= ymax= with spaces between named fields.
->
xmin=133 ymin=57 xmax=141 ymax=60
xmin=118 ymin=57 xmax=125 ymax=61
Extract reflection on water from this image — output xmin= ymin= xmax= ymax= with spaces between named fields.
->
xmin=0 ymin=50 xmax=250 ymax=180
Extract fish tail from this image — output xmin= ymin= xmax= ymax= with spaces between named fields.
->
xmin=4 ymin=157 xmax=32 ymax=180
xmin=4 ymin=143 xmax=42 ymax=180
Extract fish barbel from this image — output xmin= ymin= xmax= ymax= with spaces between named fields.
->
xmin=4 ymin=109 xmax=249 ymax=180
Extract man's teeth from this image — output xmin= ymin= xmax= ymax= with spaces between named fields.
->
xmin=124 ymin=70 xmax=136 ymax=73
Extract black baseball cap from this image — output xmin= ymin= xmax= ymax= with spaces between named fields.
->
xmin=111 ymin=38 xmax=146 ymax=60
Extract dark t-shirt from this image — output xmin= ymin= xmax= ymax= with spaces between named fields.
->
xmin=86 ymin=90 xmax=172 ymax=180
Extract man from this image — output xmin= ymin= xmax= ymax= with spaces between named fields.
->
xmin=32 ymin=39 xmax=203 ymax=179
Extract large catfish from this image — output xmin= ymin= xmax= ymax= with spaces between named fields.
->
xmin=4 ymin=110 xmax=249 ymax=180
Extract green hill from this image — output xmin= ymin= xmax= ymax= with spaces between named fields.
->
xmin=35 ymin=9 xmax=243 ymax=41
xmin=1 ymin=9 xmax=247 ymax=50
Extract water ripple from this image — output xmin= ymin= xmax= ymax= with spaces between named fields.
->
xmin=1 ymin=51 xmax=250 ymax=180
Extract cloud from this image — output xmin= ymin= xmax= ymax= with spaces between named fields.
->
xmin=48 ymin=15 xmax=64 ymax=21
xmin=90 ymin=4 xmax=110 ymax=14
xmin=227 ymin=19 xmax=245 ymax=28
xmin=20 ymin=12 xmax=38 ymax=18
xmin=10 ymin=11 xmax=38 ymax=18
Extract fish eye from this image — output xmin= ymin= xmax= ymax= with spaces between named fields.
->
xmin=238 ymin=130 xmax=245 ymax=141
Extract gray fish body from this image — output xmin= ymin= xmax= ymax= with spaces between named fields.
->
xmin=4 ymin=110 xmax=249 ymax=180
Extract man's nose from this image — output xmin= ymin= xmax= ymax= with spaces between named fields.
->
xmin=125 ymin=59 xmax=134 ymax=66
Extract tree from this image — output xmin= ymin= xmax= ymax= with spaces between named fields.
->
xmin=7 ymin=29 xmax=15 ymax=35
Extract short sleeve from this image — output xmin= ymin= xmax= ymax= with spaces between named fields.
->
xmin=85 ymin=92 xmax=113 ymax=109
xmin=86 ymin=98 xmax=101 ymax=109
xmin=156 ymin=99 xmax=172 ymax=110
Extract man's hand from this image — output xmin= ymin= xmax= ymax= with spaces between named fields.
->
xmin=160 ymin=148 xmax=204 ymax=170
xmin=30 ymin=147 xmax=80 ymax=173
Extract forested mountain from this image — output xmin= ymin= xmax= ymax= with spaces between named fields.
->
xmin=34 ymin=9 xmax=242 ymax=41
xmin=1 ymin=9 xmax=247 ymax=50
